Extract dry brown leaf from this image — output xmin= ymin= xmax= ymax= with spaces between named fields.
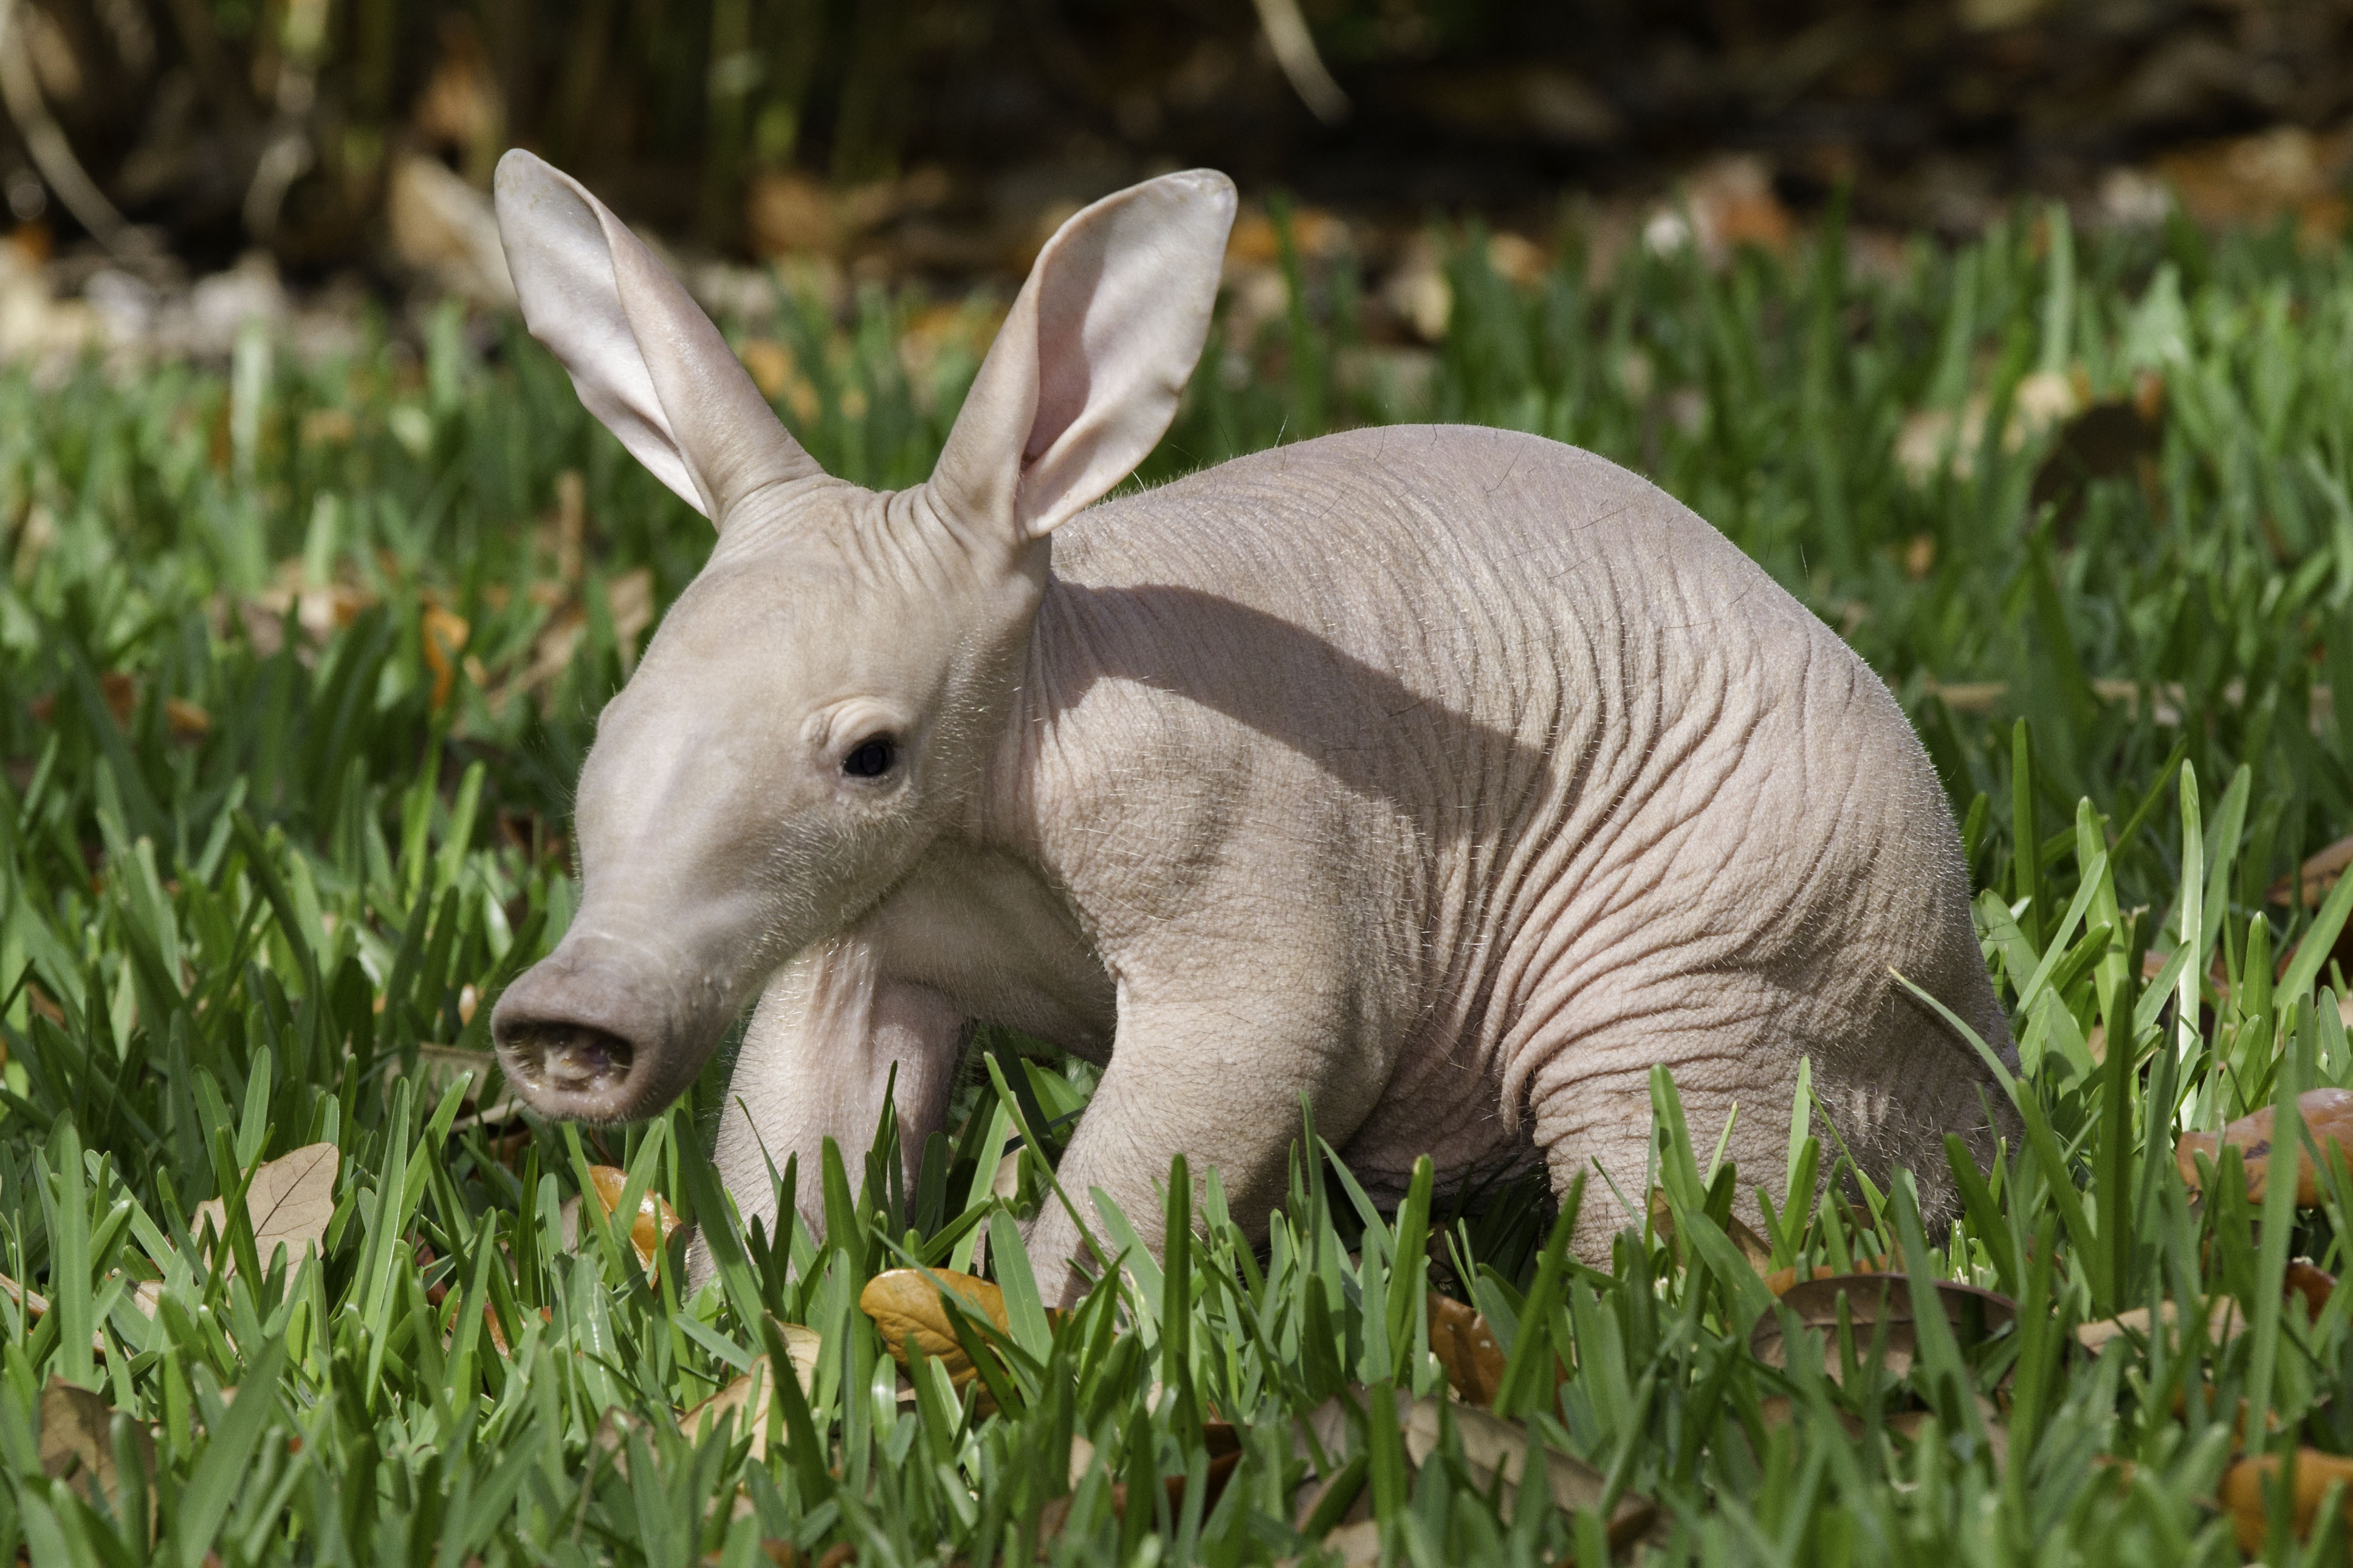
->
xmin=681 ymin=1361 xmax=774 ymax=1455
xmin=1401 ymin=1396 xmax=1654 ymax=1544
xmin=2272 ymin=835 xmax=2353 ymax=908
xmin=2075 ymin=1295 xmax=2244 ymax=1354
xmin=1764 ymin=1255 xmax=1895 ymax=1296
xmin=1751 ymin=1273 xmax=2015 ymax=1384
xmin=1289 ymin=1389 xmax=1649 ymax=1548
xmin=1319 ymin=1519 xmax=1384 ymax=1566
xmin=1033 ymin=1424 xmax=1242 ymax=1551
xmin=758 ymin=1544 xmax=857 ymax=1568
xmin=2155 ymin=127 xmax=2353 ymax=244
xmin=191 ymin=1143 xmax=339 ymax=1276
xmin=860 ymin=1267 xmax=1008 ymax=1381
xmin=486 ymin=567 xmax=657 ymax=711
xmin=1427 ymin=1292 xmax=1504 ymax=1406
xmin=40 ymin=1379 xmax=153 ymax=1514
xmin=1292 ymin=1391 xmax=1359 ymax=1476
xmin=0 ymin=1268 xmax=108 ymax=1354
xmin=421 ymin=606 xmax=470 ymax=710
xmin=1886 ymin=1398 xmax=2009 ymax=1469
xmin=500 ymin=607 xmax=583 ymax=704
xmin=585 ymin=1166 xmax=681 ymax=1275
xmin=679 ymin=1329 xmax=819 ymax=1460
xmin=2221 ymin=1449 xmax=2353 ymax=1553
xmin=778 ymin=1320 xmax=822 ymax=1393
xmin=2288 ymin=1262 xmax=2338 ymax=1318
xmin=1 ymin=1271 xmax=53 ymax=1321
xmin=1756 ymin=1394 xmax=1866 ymax=1438
xmin=98 ymin=671 xmax=136 ymax=727
xmin=588 ymin=1405 xmax=644 ymax=1480
xmin=2077 ymin=1268 xmax=2335 ymax=1363
xmin=473 ymin=1301 xmax=552 ymax=1357
xmin=2176 ymin=1089 xmax=2353 ymax=1207
xmin=164 ymin=697 xmax=210 ymax=738
xmin=1647 ymin=1187 xmax=1774 ymax=1278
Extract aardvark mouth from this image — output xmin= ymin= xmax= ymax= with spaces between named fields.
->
xmin=499 ymin=1022 xmax=636 ymax=1097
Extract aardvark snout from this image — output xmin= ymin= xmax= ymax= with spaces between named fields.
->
xmin=490 ymin=932 xmax=702 ymax=1123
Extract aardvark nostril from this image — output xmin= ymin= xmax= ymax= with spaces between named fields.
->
xmin=500 ymin=1022 xmax=635 ymax=1095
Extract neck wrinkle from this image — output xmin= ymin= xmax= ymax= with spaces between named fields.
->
xmin=963 ymin=560 xmax=1066 ymax=858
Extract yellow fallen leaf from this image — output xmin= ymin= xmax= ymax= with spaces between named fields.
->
xmin=860 ymin=1267 xmax=1007 ymax=1382
xmin=2222 ymin=1450 xmax=2353 ymax=1553
xmin=586 ymin=1165 xmax=681 ymax=1275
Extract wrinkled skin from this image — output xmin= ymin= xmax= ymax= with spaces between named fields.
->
xmin=489 ymin=152 xmax=2014 ymax=1300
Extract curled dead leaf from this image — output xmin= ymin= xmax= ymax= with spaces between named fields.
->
xmin=1427 ymin=1292 xmax=1505 ymax=1406
xmin=191 ymin=1143 xmax=340 ymax=1276
xmin=1751 ymin=1273 xmax=2016 ymax=1384
xmin=2176 ymin=1089 xmax=2353 ymax=1206
xmin=585 ymin=1166 xmax=681 ymax=1275
xmin=2222 ymin=1450 xmax=2353 ymax=1553
xmin=859 ymin=1267 xmax=1006 ymax=1383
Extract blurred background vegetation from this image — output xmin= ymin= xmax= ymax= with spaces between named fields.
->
xmin=5 ymin=0 xmax=2353 ymax=284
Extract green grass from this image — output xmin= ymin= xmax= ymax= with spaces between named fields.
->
xmin=7 ymin=200 xmax=2353 ymax=1564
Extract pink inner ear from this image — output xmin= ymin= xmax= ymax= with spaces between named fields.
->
xmin=1024 ymin=230 xmax=1112 ymax=466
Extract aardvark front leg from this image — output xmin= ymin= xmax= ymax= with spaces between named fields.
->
xmin=690 ymin=933 xmax=966 ymax=1283
xmin=1019 ymin=972 xmax=1387 ymax=1307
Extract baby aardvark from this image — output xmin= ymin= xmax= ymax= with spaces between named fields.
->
xmin=487 ymin=150 xmax=2011 ymax=1297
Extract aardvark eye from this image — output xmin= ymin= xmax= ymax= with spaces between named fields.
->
xmin=843 ymin=737 xmax=896 ymax=778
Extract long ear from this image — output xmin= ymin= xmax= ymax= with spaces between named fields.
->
xmin=493 ymin=150 xmax=821 ymax=524
xmin=931 ymin=169 xmax=1235 ymax=541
